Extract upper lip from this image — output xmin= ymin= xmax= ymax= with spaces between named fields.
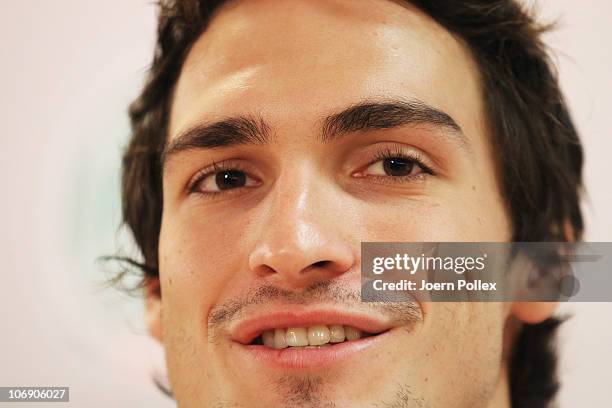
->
xmin=231 ymin=306 xmax=397 ymax=345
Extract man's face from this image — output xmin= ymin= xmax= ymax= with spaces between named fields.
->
xmin=156 ymin=0 xmax=514 ymax=406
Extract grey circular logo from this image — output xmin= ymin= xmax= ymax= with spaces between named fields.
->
xmin=559 ymin=275 xmax=580 ymax=298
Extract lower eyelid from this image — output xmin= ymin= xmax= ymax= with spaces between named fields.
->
xmin=368 ymin=171 xmax=428 ymax=181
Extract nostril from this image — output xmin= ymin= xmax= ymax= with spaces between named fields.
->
xmin=255 ymin=264 xmax=276 ymax=277
xmin=312 ymin=260 xmax=330 ymax=268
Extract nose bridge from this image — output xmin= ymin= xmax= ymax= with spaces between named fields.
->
xmin=248 ymin=161 xmax=355 ymax=289
xmin=273 ymin=162 xmax=319 ymax=230
xmin=264 ymin=162 xmax=330 ymax=256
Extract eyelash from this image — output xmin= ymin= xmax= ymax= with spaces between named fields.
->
xmin=187 ymin=161 xmax=253 ymax=197
xmin=362 ymin=147 xmax=435 ymax=183
xmin=187 ymin=147 xmax=435 ymax=197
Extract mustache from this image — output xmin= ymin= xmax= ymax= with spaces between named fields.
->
xmin=208 ymin=280 xmax=422 ymax=329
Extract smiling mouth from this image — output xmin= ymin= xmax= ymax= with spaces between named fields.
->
xmin=250 ymin=324 xmax=384 ymax=348
xmin=231 ymin=309 xmax=403 ymax=369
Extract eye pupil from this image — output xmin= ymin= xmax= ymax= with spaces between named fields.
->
xmin=215 ymin=170 xmax=246 ymax=190
xmin=383 ymin=157 xmax=414 ymax=176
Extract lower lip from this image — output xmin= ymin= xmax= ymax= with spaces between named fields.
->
xmin=236 ymin=331 xmax=391 ymax=370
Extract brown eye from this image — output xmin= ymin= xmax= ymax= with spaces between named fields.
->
xmin=194 ymin=169 xmax=258 ymax=193
xmin=382 ymin=157 xmax=415 ymax=176
xmin=367 ymin=157 xmax=420 ymax=177
xmin=216 ymin=170 xmax=246 ymax=190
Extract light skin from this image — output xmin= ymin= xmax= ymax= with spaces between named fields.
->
xmin=145 ymin=0 xmax=557 ymax=406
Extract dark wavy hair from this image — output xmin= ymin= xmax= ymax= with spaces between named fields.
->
xmin=118 ymin=1 xmax=584 ymax=407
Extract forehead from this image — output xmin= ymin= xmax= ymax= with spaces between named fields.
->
xmin=169 ymin=0 xmax=484 ymax=142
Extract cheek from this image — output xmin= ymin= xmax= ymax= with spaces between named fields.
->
xmin=354 ymin=195 xmax=509 ymax=242
xmin=158 ymin=210 xmax=259 ymax=332
xmin=159 ymin=215 xmax=246 ymax=309
xmin=418 ymin=302 xmax=507 ymax=403
xmin=158 ymin=216 xmax=253 ymax=399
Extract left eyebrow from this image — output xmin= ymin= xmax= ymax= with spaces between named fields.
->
xmin=320 ymin=99 xmax=467 ymax=146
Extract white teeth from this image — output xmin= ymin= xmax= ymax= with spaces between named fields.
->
xmin=274 ymin=328 xmax=288 ymax=349
xmin=329 ymin=325 xmax=346 ymax=343
xmin=262 ymin=330 xmax=275 ymax=347
xmin=286 ymin=327 xmax=309 ymax=347
xmin=258 ymin=325 xmax=366 ymax=348
xmin=344 ymin=326 xmax=362 ymax=341
xmin=308 ymin=325 xmax=331 ymax=346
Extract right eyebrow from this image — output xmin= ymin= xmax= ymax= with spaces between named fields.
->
xmin=161 ymin=115 xmax=272 ymax=166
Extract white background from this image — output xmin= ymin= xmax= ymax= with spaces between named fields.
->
xmin=0 ymin=1 xmax=610 ymax=406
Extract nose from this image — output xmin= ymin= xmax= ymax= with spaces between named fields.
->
xmin=248 ymin=171 xmax=356 ymax=291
